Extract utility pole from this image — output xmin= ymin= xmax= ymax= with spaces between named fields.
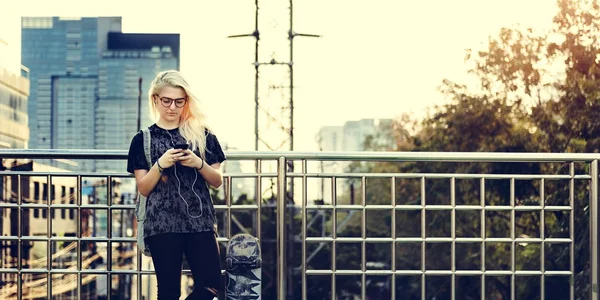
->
xmin=228 ymin=1 xmax=320 ymax=297
xmin=137 ymin=77 xmax=142 ymax=132
xmin=228 ymin=0 xmax=319 ymax=153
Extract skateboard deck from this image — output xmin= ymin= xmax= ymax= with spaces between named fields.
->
xmin=225 ymin=233 xmax=262 ymax=300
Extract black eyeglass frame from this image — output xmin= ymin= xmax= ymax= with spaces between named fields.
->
xmin=154 ymin=95 xmax=188 ymax=108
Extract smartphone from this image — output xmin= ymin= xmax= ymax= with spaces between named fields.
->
xmin=174 ymin=143 xmax=189 ymax=150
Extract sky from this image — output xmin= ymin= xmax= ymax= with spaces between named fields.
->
xmin=0 ymin=0 xmax=558 ymax=151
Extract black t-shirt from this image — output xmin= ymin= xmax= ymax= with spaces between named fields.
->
xmin=127 ymin=124 xmax=226 ymax=238
xmin=127 ymin=125 xmax=226 ymax=173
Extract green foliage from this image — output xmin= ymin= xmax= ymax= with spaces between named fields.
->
xmin=300 ymin=0 xmax=600 ymax=298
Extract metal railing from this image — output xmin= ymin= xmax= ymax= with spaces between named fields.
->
xmin=0 ymin=149 xmax=598 ymax=299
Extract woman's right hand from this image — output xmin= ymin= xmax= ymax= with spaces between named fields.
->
xmin=158 ymin=148 xmax=185 ymax=169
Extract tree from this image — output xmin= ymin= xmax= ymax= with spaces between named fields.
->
xmin=345 ymin=0 xmax=600 ymax=298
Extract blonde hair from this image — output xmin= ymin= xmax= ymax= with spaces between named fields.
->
xmin=148 ymin=70 xmax=208 ymax=159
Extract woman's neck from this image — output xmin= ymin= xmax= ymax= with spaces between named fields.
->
xmin=156 ymin=119 xmax=180 ymax=130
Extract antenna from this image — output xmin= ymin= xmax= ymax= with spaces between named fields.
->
xmin=229 ymin=1 xmax=320 ymax=297
xmin=228 ymin=0 xmax=320 ymax=154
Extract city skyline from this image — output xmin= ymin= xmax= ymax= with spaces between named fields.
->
xmin=19 ymin=17 xmax=179 ymax=172
xmin=1 ymin=0 xmax=558 ymax=152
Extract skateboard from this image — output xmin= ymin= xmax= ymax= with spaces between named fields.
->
xmin=225 ymin=233 xmax=262 ymax=299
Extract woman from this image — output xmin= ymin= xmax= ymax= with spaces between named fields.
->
xmin=127 ymin=70 xmax=225 ymax=300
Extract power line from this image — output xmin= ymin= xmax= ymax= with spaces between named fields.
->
xmin=228 ymin=1 xmax=320 ymax=297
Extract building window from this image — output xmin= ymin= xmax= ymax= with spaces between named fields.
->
xmin=33 ymin=182 xmax=40 ymax=218
xmin=61 ymin=185 xmax=66 ymax=219
xmin=51 ymin=184 xmax=55 ymax=219
xmin=69 ymin=187 xmax=75 ymax=220
xmin=42 ymin=183 xmax=48 ymax=201
xmin=22 ymin=17 xmax=53 ymax=29
xmin=34 ymin=182 xmax=40 ymax=201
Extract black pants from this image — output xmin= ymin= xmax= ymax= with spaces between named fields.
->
xmin=146 ymin=232 xmax=221 ymax=300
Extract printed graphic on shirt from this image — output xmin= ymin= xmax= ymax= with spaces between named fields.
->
xmin=126 ymin=124 xmax=227 ymax=239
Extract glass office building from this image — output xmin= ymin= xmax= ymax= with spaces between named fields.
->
xmin=21 ymin=17 xmax=108 ymax=150
xmin=95 ymin=33 xmax=178 ymax=171
xmin=51 ymin=75 xmax=98 ymax=171
xmin=21 ymin=17 xmax=180 ymax=172
xmin=0 ymin=67 xmax=30 ymax=149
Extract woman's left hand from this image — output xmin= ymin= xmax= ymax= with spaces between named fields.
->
xmin=177 ymin=149 xmax=204 ymax=170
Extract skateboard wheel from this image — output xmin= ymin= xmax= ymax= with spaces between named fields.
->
xmin=226 ymin=257 xmax=233 ymax=270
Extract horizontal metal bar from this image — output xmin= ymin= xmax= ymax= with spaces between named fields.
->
xmin=0 ymin=170 xmax=131 ymax=177
xmin=0 ymin=269 xmax=148 ymax=275
xmin=3 ymin=235 xmax=569 ymax=244
xmin=288 ymin=173 xmax=591 ymax=179
xmin=1 ymin=169 xmax=587 ymax=180
xmin=0 ymin=203 xmax=270 ymax=210
xmin=0 ymin=170 xmax=280 ymax=179
xmin=0 ymin=204 xmax=137 ymax=209
xmin=1 ymin=149 xmax=600 ymax=162
xmin=1 ymin=203 xmax=292 ymax=210
xmin=304 ymin=205 xmax=573 ymax=211
xmin=325 ymin=205 xmax=396 ymax=210
xmin=484 ymin=206 xmax=571 ymax=211
xmin=305 ymin=270 xmax=573 ymax=276
xmin=0 ymin=269 xmax=227 ymax=276
xmin=1 ymin=268 xmax=571 ymax=277
xmin=222 ymin=173 xmax=279 ymax=178
xmin=214 ymin=205 xmax=259 ymax=210
xmin=103 ymin=204 xmax=136 ymax=209
xmin=17 ymin=202 xmax=573 ymax=211
xmin=0 ymin=149 xmax=129 ymax=160
xmin=307 ymin=205 xmax=423 ymax=210
xmin=305 ymin=237 xmax=572 ymax=243
xmin=0 ymin=236 xmax=137 ymax=242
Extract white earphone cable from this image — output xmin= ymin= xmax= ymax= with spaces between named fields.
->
xmin=165 ymin=129 xmax=203 ymax=218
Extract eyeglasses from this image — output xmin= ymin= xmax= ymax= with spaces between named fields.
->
xmin=156 ymin=96 xmax=187 ymax=108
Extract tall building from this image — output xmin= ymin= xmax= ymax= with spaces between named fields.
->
xmin=316 ymin=125 xmax=343 ymax=153
xmin=316 ymin=118 xmax=392 ymax=203
xmin=21 ymin=17 xmax=180 ymax=171
xmin=0 ymin=51 xmax=30 ymax=149
xmin=95 ymin=33 xmax=178 ymax=171
xmin=21 ymin=17 xmax=108 ymax=150
xmin=317 ymin=119 xmax=393 ymax=152
xmin=51 ymin=75 xmax=98 ymax=170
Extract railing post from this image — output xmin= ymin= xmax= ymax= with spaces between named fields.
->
xmin=277 ymin=156 xmax=287 ymax=299
xmin=591 ymin=159 xmax=599 ymax=300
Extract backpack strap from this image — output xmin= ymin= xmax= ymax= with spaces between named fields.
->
xmin=142 ymin=128 xmax=152 ymax=168
xmin=138 ymin=127 xmax=153 ymax=257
